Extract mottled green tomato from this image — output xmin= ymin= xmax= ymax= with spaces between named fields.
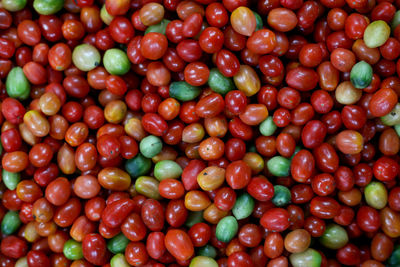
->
xmin=103 ymin=48 xmax=131 ymax=75
xmin=190 ymin=256 xmax=218 ymax=267
xmin=272 ymin=185 xmax=291 ymax=207
xmin=169 ymin=81 xmax=201 ymax=101
xmin=2 ymin=169 xmax=20 ymax=190
xmin=290 ymin=248 xmax=322 ymax=267
xmin=267 ymin=156 xmax=291 ymax=177
xmin=232 ymin=193 xmax=254 ymax=220
xmin=107 ymin=233 xmax=130 ymax=254
xmin=110 ymin=253 xmax=130 ymax=267
xmin=197 ymin=245 xmax=217 ymax=258
xmin=139 ymin=135 xmax=163 ymax=158
xmin=319 ymin=224 xmax=348 ymax=249
xmin=63 ymin=239 xmax=83 ymax=260
xmin=72 ymin=44 xmax=101 ymax=72
xmin=259 ymin=116 xmax=277 ymax=136
xmin=154 ymin=160 xmax=182 ymax=181
xmin=364 ymin=181 xmax=388 ymax=209
xmin=125 ymin=153 xmax=152 ymax=178
xmin=135 ymin=176 xmax=161 ymax=200
xmin=208 ymin=68 xmax=234 ymax=95
xmin=6 ymin=67 xmax=30 ymax=100
xmin=33 ymin=0 xmax=64 ymax=15
xmin=2 ymin=0 xmax=27 ymax=11
xmin=350 ymin=61 xmax=372 ymax=89
xmin=216 ymin=216 xmax=238 ymax=243
xmin=1 ymin=211 xmax=21 ymax=235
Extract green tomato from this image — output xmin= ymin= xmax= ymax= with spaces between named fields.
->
xmin=267 ymin=156 xmax=291 ymax=177
xmin=33 ymin=0 xmax=64 ymax=15
xmin=6 ymin=67 xmax=30 ymax=100
xmin=395 ymin=124 xmax=400 ymax=136
xmin=15 ymin=257 xmax=28 ymax=266
xmin=208 ymin=68 xmax=235 ymax=95
xmin=125 ymin=153 xmax=152 ymax=178
xmin=350 ymin=61 xmax=373 ymax=89
xmin=364 ymin=181 xmax=388 ymax=209
xmin=154 ymin=160 xmax=183 ymax=181
xmin=139 ymin=135 xmax=163 ymax=158
xmin=145 ymin=19 xmax=171 ymax=35
xmin=185 ymin=211 xmax=204 ymax=228
xmin=110 ymin=253 xmax=130 ymax=267
xmin=107 ymin=233 xmax=130 ymax=254
xmin=363 ymin=20 xmax=391 ymax=48
xmin=259 ymin=116 xmax=277 ymax=136
xmin=252 ymin=11 xmax=263 ymax=31
xmin=63 ymin=239 xmax=83 ymax=260
xmin=135 ymin=176 xmax=161 ymax=200
xmin=247 ymin=145 xmax=257 ymax=153
xmin=392 ymin=10 xmax=400 ymax=30
xmin=2 ymin=0 xmax=27 ymax=11
xmin=381 ymin=103 xmax=400 ymax=126
xmin=216 ymin=216 xmax=238 ymax=243
xmin=100 ymin=4 xmax=114 ymax=25
xmin=289 ymin=248 xmax=322 ymax=267
xmin=388 ymin=244 xmax=400 ymax=267
xmin=232 ymin=193 xmax=255 ymax=220
xmin=197 ymin=244 xmax=217 ymax=258
xmin=103 ymin=48 xmax=131 ymax=75
xmin=190 ymin=256 xmax=218 ymax=267
xmin=72 ymin=44 xmax=101 ymax=72
xmin=272 ymin=185 xmax=291 ymax=207
xmin=319 ymin=224 xmax=348 ymax=249
xmin=1 ymin=211 xmax=21 ymax=235
xmin=169 ymin=81 xmax=201 ymax=101
xmin=2 ymin=169 xmax=20 ymax=190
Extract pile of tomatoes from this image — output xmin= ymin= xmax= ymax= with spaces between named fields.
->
xmin=0 ymin=0 xmax=400 ymax=266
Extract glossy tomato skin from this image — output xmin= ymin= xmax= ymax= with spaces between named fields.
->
xmin=301 ymin=120 xmax=327 ymax=149
xmin=164 ymin=229 xmax=194 ymax=261
xmin=310 ymin=196 xmax=340 ymax=219
xmin=1 ymin=236 xmax=28 ymax=259
xmin=260 ymin=208 xmax=290 ymax=232
xmin=291 ymin=149 xmax=315 ymax=183
xmin=225 ymin=160 xmax=252 ymax=189
xmin=373 ymin=157 xmax=399 ymax=182
xmin=125 ymin=242 xmax=149 ymax=266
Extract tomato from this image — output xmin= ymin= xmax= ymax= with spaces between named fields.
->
xmin=165 ymin=229 xmax=194 ymax=261
xmin=291 ymin=149 xmax=315 ymax=183
xmin=373 ymin=157 xmax=399 ymax=182
xmin=166 ymin=199 xmax=188 ymax=228
xmin=101 ymin=198 xmax=134 ymax=228
xmin=310 ymin=196 xmax=340 ymax=219
xmin=225 ymin=160 xmax=251 ymax=189
xmin=260 ymin=208 xmax=290 ymax=232
xmin=1 ymin=236 xmax=28 ymax=259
